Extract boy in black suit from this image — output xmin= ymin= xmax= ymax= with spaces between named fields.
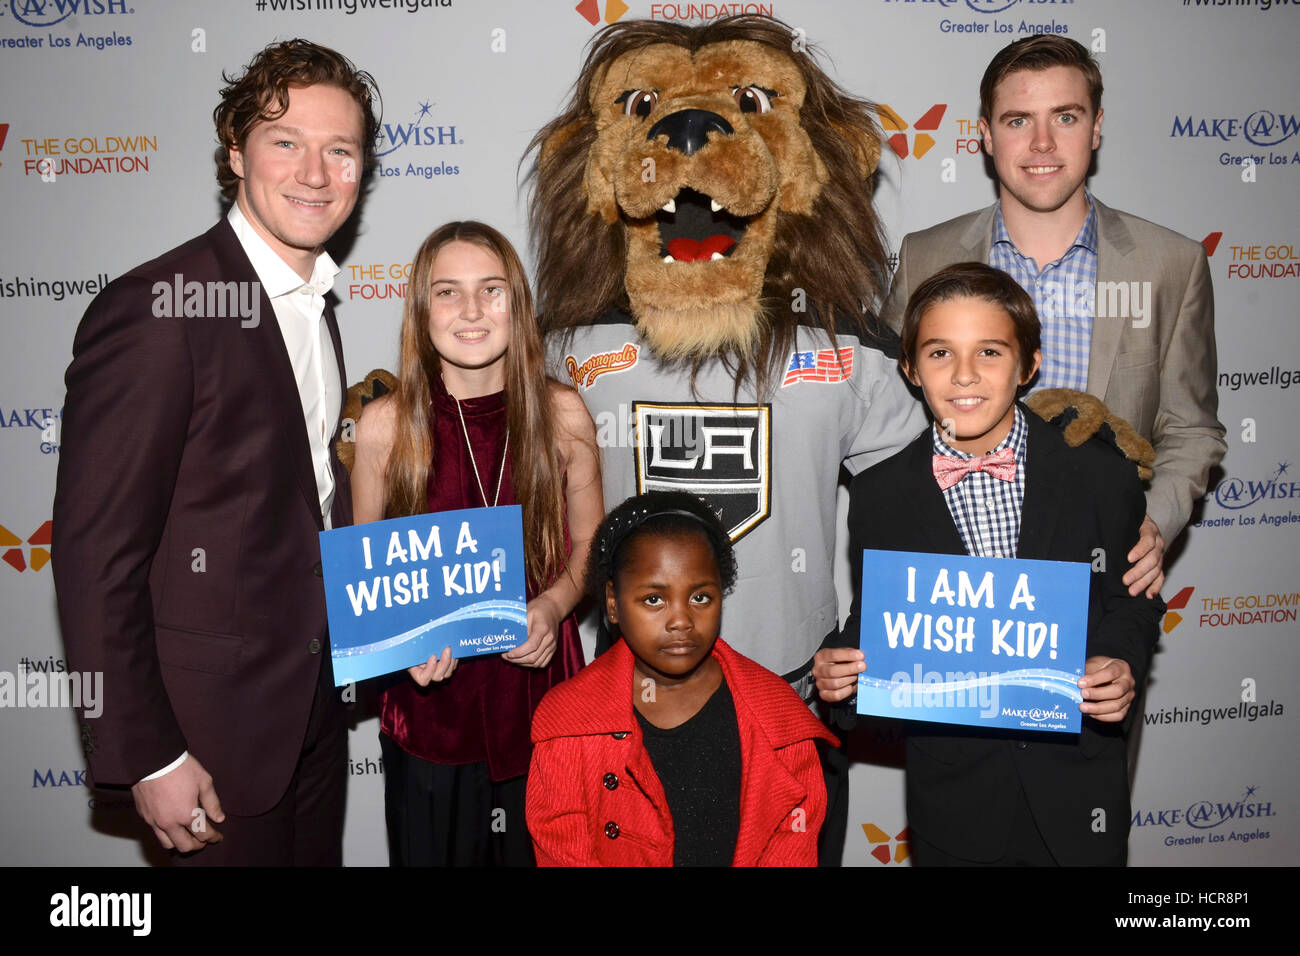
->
xmin=814 ymin=263 xmax=1163 ymax=865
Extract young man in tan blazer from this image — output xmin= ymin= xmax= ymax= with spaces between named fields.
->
xmin=881 ymin=36 xmax=1225 ymax=595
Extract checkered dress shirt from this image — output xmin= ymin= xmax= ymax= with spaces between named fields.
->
xmin=989 ymin=197 xmax=1099 ymax=394
xmin=932 ymin=406 xmax=1028 ymax=559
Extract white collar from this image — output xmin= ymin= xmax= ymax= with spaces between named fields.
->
xmin=226 ymin=202 xmax=339 ymax=299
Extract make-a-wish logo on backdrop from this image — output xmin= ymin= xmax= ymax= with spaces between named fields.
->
xmin=855 ymin=549 xmax=1090 ymax=734
xmin=319 ymin=506 xmax=526 ymax=686
xmin=374 ymin=99 xmax=462 ymax=181
xmin=0 ymin=403 xmax=62 ymax=456
xmin=1132 ymin=785 xmax=1276 ymax=850
xmin=0 ymin=0 xmax=135 ymax=51
xmin=878 ymin=0 xmax=1078 ymax=38
xmin=1194 ymin=460 xmax=1300 ymax=530
xmin=1171 ymin=108 xmax=1300 ymax=169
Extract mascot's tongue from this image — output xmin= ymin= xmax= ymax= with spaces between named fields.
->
xmin=666 ymin=235 xmax=737 ymax=262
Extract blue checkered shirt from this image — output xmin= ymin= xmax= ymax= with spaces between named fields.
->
xmin=932 ymin=406 xmax=1028 ymax=559
xmin=989 ymin=197 xmax=1099 ymax=393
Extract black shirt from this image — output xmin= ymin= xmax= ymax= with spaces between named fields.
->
xmin=635 ymin=678 xmax=742 ymax=867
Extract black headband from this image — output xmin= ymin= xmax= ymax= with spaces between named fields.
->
xmin=599 ymin=506 xmax=715 ymax=569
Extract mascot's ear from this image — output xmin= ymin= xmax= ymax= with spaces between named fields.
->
xmin=585 ymin=149 xmax=620 ymax=224
xmin=540 ymin=119 xmax=585 ymax=167
xmin=833 ymin=121 xmax=882 ymax=178
xmin=542 ymin=117 xmax=619 ymax=224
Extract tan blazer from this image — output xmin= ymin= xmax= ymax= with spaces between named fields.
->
xmin=880 ymin=199 xmax=1226 ymax=544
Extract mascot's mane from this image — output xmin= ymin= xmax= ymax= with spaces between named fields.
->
xmin=527 ymin=15 xmax=892 ymax=392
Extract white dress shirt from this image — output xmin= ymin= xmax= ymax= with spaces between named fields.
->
xmin=228 ymin=202 xmax=342 ymax=529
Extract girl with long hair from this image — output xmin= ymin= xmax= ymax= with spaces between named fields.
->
xmin=352 ymin=221 xmax=602 ymax=866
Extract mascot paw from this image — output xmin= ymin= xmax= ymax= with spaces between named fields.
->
xmin=1026 ymin=387 xmax=1155 ymax=481
xmin=336 ymin=368 xmax=399 ymax=473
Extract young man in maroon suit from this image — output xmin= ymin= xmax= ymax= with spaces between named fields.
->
xmin=53 ymin=40 xmax=380 ymax=865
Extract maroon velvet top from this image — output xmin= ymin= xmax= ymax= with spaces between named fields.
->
xmin=378 ymin=374 xmax=584 ymax=781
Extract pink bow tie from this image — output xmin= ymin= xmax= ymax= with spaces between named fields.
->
xmin=932 ymin=446 xmax=1018 ymax=491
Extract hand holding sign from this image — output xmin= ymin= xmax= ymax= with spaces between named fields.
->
xmin=506 ymin=593 xmax=563 ymax=669
xmin=812 ymin=647 xmax=866 ymax=703
xmin=1078 ymin=656 xmax=1136 ymax=722
xmin=408 ymin=646 xmax=459 ymax=687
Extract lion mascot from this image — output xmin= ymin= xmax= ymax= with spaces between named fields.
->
xmin=528 ymin=15 xmax=926 ymax=693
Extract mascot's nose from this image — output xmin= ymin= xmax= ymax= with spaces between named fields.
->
xmin=647 ymin=109 xmax=734 ymax=156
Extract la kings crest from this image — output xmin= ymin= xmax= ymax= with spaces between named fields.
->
xmin=633 ymin=402 xmax=772 ymax=542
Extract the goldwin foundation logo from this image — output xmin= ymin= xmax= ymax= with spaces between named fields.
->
xmin=878 ymin=104 xmax=947 ymax=160
xmin=575 ymin=0 xmax=629 ymax=25
xmin=861 ymin=822 xmax=910 ymax=864
xmin=1164 ymin=583 xmax=1300 ymax=632
xmin=1163 ymin=586 xmax=1194 ymax=634
xmin=1201 ymin=229 xmax=1299 ymax=280
xmin=1 ymin=519 xmax=51 ymax=573
xmin=565 ymin=344 xmax=639 ymax=390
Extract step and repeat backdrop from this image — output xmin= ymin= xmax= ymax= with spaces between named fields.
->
xmin=1 ymin=0 xmax=1295 ymax=866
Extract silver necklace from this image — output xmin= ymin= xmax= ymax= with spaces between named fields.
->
xmin=452 ymin=390 xmax=508 ymax=507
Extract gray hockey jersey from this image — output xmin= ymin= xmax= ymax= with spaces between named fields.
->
xmin=548 ymin=309 xmax=927 ymax=679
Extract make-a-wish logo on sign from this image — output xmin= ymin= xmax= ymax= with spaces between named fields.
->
xmin=633 ymin=402 xmax=771 ymax=542
xmin=319 ymin=506 xmax=527 ymax=685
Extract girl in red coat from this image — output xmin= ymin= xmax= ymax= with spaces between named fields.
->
xmin=527 ymin=491 xmax=836 ymax=866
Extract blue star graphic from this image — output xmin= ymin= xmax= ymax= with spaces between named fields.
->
xmin=1275 ymin=461 xmax=1290 ymax=478
xmin=1244 ymin=785 xmax=1258 ymax=798
xmin=416 ymin=101 xmax=434 ymax=121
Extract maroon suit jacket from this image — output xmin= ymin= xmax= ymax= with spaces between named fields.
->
xmin=53 ymin=220 xmax=352 ymax=816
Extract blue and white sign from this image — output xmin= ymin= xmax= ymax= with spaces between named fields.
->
xmin=855 ymin=550 xmax=1090 ymax=734
xmin=320 ymin=506 xmax=527 ymax=686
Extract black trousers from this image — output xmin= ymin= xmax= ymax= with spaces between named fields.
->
xmin=380 ymin=733 xmax=535 ymax=867
xmin=909 ymin=772 xmax=1059 ymax=867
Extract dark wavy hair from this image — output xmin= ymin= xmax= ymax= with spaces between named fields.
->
xmin=899 ymin=262 xmax=1041 ymax=381
xmin=213 ymin=38 xmax=382 ymax=202
xmin=527 ymin=14 xmax=892 ymax=391
xmin=587 ymin=491 xmax=739 ymax=602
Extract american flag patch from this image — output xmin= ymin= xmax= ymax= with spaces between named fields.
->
xmin=781 ymin=347 xmax=854 ymax=387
